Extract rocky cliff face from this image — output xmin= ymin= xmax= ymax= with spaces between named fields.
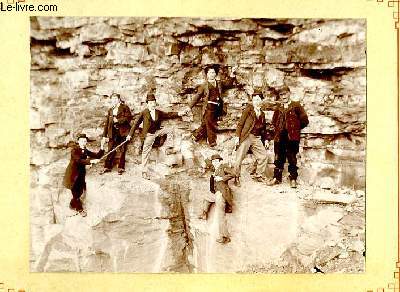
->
xmin=30 ymin=17 xmax=366 ymax=272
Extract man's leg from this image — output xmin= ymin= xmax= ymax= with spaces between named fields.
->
xmin=215 ymin=191 xmax=230 ymax=243
xmin=198 ymin=191 xmax=215 ymax=220
xmin=141 ymin=133 xmax=156 ymax=177
xmin=249 ymin=134 xmax=269 ymax=179
xmin=205 ymin=109 xmax=218 ymax=146
xmin=287 ymin=140 xmax=300 ymax=182
xmin=117 ymin=133 xmax=127 ymax=171
xmin=70 ymin=180 xmax=84 ymax=212
xmin=272 ymin=139 xmax=286 ymax=183
xmin=104 ymin=138 xmax=117 ymax=170
xmin=193 ymin=114 xmax=207 ymax=142
xmin=233 ymin=136 xmax=251 ymax=178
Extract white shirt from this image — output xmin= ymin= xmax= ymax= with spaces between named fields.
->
xmin=112 ymin=103 xmax=120 ymax=116
xmin=150 ymin=109 xmax=156 ymax=121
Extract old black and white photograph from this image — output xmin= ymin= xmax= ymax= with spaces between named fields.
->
xmin=30 ymin=16 xmax=366 ymax=273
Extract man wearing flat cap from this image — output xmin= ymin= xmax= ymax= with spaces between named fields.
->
xmin=267 ymin=87 xmax=309 ymax=188
xmin=101 ymin=93 xmax=133 ymax=175
xmin=198 ymin=154 xmax=236 ymax=244
xmin=63 ymin=134 xmax=105 ymax=215
xmin=126 ymin=93 xmax=185 ymax=180
xmin=233 ymin=92 xmax=269 ymax=183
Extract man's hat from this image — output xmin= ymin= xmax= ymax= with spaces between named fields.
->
xmin=252 ymin=92 xmax=264 ymax=99
xmin=205 ymin=64 xmax=220 ymax=75
xmin=210 ymin=154 xmax=223 ymax=161
xmin=77 ymin=133 xmax=88 ymax=140
xmin=146 ymin=93 xmax=156 ymax=102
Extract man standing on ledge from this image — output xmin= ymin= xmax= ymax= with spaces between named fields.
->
xmin=233 ymin=93 xmax=269 ymax=183
xmin=101 ymin=93 xmax=133 ymax=175
xmin=126 ymin=93 xmax=185 ymax=180
xmin=63 ymin=134 xmax=105 ymax=216
xmin=188 ymin=65 xmax=226 ymax=147
xmin=267 ymin=89 xmax=309 ymax=188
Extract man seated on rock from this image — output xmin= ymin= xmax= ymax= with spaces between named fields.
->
xmin=126 ymin=93 xmax=185 ymax=180
xmin=233 ymin=92 xmax=269 ymax=183
xmin=267 ymin=87 xmax=309 ymax=188
xmin=198 ymin=154 xmax=236 ymax=244
xmin=100 ymin=93 xmax=133 ymax=175
xmin=63 ymin=134 xmax=105 ymax=216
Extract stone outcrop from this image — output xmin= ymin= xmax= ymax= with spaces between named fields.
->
xmin=30 ymin=17 xmax=366 ymax=272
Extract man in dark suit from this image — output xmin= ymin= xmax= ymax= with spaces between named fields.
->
xmin=126 ymin=93 xmax=185 ymax=180
xmin=198 ymin=154 xmax=236 ymax=244
xmin=101 ymin=93 xmax=133 ymax=175
xmin=188 ymin=66 xmax=226 ymax=147
xmin=233 ymin=93 xmax=269 ymax=182
xmin=267 ymin=89 xmax=309 ymax=188
xmin=63 ymin=134 xmax=105 ymax=215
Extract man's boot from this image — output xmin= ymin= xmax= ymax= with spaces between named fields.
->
xmin=290 ymin=179 xmax=297 ymax=188
xmin=267 ymin=177 xmax=281 ymax=186
xmin=198 ymin=211 xmax=207 ymax=220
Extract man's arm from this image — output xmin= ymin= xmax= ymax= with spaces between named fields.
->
xmin=159 ymin=110 xmax=181 ymax=120
xmin=189 ymin=85 xmax=205 ymax=109
xmin=117 ymin=105 xmax=133 ymax=125
xmin=127 ymin=111 xmax=144 ymax=138
xmin=86 ymin=148 xmax=105 ymax=159
xmin=271 ymin=109 xmax=279 ymax=131
xmin=71 ymin=148 xmax=91 ymax=165
xmin=235 ymin=105 xmax=250 ymax=138
xmin=103 ymin=110 xmax=110 ymax=137
xmin=296 ymin=103 xmax=309 ymax=129
xmin=221 ymin=165 xmax=237 ymax=182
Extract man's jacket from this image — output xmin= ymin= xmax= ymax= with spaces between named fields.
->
xmin=272 ymin=101 xmax=309 ymax=142
xmin=128 ymin=108 xmax=180 ymax=137
xmin=103 ymin=103 xmax=133 ymax=138
xmin=63 ymin=146 xmax=104 ymax=190
xmin=189 ymin=81 xmax=226 ymax=118
xmin=210 ymin=163 xmax=236 ymax=208
xmin=236 ymin=104 xmax=267 ymax=145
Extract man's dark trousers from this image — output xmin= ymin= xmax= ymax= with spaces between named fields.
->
xmin=193 ymin=104 xmax=218 ymax=145
xmin=70 ymin=176 xmax=86 ymax=212
xmin=273 ymin=130 xmax=300 ymax=182
xmin=105 ymin=128 xmax=127 ymax=170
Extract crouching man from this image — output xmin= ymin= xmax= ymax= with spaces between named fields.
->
xmin=126 ymin=93 xmax=185 ymax=180
xmin=63 ymin=134 xmax=105 ymax=216
xmin=198 ymin=154 xmax=236 ymax=244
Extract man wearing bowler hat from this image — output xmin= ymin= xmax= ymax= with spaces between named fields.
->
xmin=101 ymin=93 xmax=133 ymax=175
xmin=198 ymin=154 xmax=236 ymax=244
xmin=63 ymin=134 xmax=105 ymax=216
xmin=126 ymin=93 xmax=185 ymax=180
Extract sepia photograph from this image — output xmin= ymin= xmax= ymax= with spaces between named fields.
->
xmin=29 ymin=16 xmax=366 ymax=273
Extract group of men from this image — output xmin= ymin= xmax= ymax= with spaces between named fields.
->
xmin=63 ymin=65 xmax=309 ymax=244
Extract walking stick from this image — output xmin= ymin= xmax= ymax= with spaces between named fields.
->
xmin=99 ymin=139 xmax=129 ymax=161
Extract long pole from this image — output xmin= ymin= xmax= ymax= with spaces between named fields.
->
xmin=99 ymin=139 xmax=129 ymax=161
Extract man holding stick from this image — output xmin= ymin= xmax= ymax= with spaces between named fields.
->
xmin=101 ymin=93 xmax=133 ymax=175
xmin=63 ymin=134 xmax=105 ymax=216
